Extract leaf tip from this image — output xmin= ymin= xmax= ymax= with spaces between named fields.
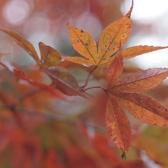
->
xmin=126 ymin=0 xmax=134 ymax=18
xmin=121 ymin=149 xmax=127 ymax=161
xmin=67 ymin=23 xmax=71 ymax=28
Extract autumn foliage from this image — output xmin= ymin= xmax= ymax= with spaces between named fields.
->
xmin=1 ymin=0 xmax=168 ymax=167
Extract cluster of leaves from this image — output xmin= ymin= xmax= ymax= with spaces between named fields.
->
xmin=1 ymin=0 xmax=168 ymax=167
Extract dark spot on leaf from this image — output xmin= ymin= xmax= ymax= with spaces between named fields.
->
xmin=105 ymin=45 xmax=107 ymax=48
xmin=81 ymin=30 xmax=84 ymax=33
xmin=106 ymin=48 xmax=111 ymax=51
xmin=84 ymin=42 xmax=89 ymax=47
xmin=113 ymin=42 xmax=117 ymax=45
xmin=75 ymin=39 xmax=80 ymax=43
xmin=108 ymin=38 xmax=112 ymax=42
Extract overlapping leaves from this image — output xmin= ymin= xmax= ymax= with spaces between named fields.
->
xmin=105 ymin=46 xmax=168 ymax=152
xmin=63 ymin=1 xmax=168 ymax=66
xmin=0 ymin=0 xmax=168 ymax=157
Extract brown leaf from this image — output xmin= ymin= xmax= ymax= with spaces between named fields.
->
xmin=106 ymin=44 xmax=123 ymax=88
xmin=113 ymin=92 xmax=168 ymax=126
xmin=39 ymin=42 xmax=62 ymax=68
xmin=0 ymin=29 xmax=40 ymax=63
xmin=106 ymin=95 xmax=131 ymax=152
xmin=111 ymin=68 xmax=168 ymax=92
xmin=43 ymin=66 xmax=86 ymax=98
xmin=106 ymin=56 xmax=168 ymax=151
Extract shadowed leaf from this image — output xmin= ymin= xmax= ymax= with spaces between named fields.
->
xmin=13 ymin=69 xmax=64 ymax=98
xmin=0 ymin=29 xmax=39 ymax=63
xmin=43 ymin=66 xmax=86 ymax=98
xmin=106 ymin=95 xmax=131 ymax=152
xmin=39 ymin=42 xmax=62 ymax=69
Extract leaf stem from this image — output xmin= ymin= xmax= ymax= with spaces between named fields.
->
xmin=81 ymin=65 xmax=98 ymax=88
xmin=83 ymin=86 xmax=106 ymax=92
xmin=0 ymin=62 xmax=9 ymax=70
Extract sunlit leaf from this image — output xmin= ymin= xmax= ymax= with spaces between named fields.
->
xmin=67 ymin=24 xmax=98 ymax=66
xmin=65 ymin=1 xmax=133 ymax=66
xmin=98 ymin=6 xmax=132 ymax=62
xmin=122 ymin=45 xmax=168 ymax=60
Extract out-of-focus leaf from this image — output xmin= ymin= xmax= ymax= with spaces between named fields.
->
xmin=123 ymin=66 xmax=142 ymax=73
xmin=0 ymin=29 xmax=40 ymax=63
xmin=134 ymin=135 xmax=168 ymax=165
xmin=45 ymin=149 xmax=65 ymax=168
xmin=39 ymin=42 xmax=62 ymax=69
xmin=43 ymin=66 xmax=86 ymax=98
xmin=13 ymin=69 xmax=64 ymax=98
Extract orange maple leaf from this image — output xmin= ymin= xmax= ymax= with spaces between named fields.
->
xmin=63 ymin=1 xmax=168 ymax=67
xmin=105 ymin=45 xmax=168 ymax=152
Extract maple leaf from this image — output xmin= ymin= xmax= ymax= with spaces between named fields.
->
xmin=43 ymin=66 xmax=86 ymax=98
xmin=39 ymin=42 xmax=62 ymax=69
xmin=105 ymin=46 xmax=168 ymax=152
xmin=63 ymin=1 xmax=133 ymax=66
xmin=0 ymin=29 xmax=40 ymax=63
xmin=63 ymin=1 xmax=168 ymax=67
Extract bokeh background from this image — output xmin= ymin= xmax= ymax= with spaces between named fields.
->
xmin=0 ymin=0 xmax=167 ymax=68
xmin=0 ymin=1 xmax=168 ymax=168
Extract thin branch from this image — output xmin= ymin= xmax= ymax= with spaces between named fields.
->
xmin=0 ymin=62 xmax=9 ymax=70
xmin=19 ymin=88 xmax=42 ymax=102
xmin=14 ymin=107 xmax=108 ymax=134
xmin=83 ymin=86 xmax=106 ymax=92
xmin=81 ymin=65 xmax=98 ymax=89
